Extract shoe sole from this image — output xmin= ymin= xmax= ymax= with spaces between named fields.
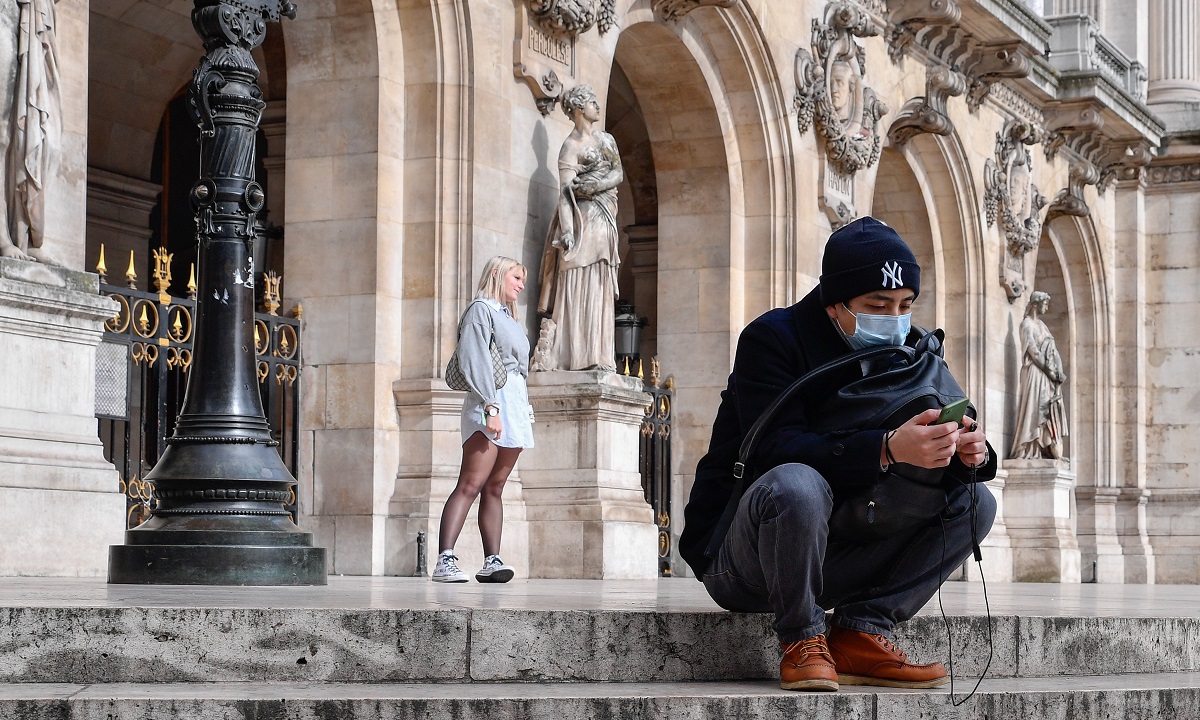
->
xmin=780 ymin=678 xmax=839 ymax=691
xmin=837 ymin=673 xmax=950 ymax=689
xmin=431 ymin=576 xmax=469 ymax=583
xmin=475 ymin=568 xmax=515 ymax=583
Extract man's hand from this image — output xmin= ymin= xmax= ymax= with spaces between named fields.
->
xmin=882 ymin=408 xmax=960 ymax=468
xmin=955 ymin=419 xmax=988 ymax=468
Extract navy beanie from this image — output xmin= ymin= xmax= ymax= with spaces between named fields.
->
xmin=819 ymin=217 xmax=921 ymax=307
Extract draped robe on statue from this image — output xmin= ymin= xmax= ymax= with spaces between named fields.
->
xmin=536 ymin=132 xmax=621 ymax=372
xmin=1011 ymin=316 xmax=1069 ymax=459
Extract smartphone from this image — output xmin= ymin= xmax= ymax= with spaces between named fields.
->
xmin=937 ymin=397 xmax=970 ymax=425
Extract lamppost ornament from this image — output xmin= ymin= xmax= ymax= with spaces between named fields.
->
xmin=108 ymin=0 xmax=325 ymax=586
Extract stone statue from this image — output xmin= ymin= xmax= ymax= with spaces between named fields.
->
xmin=1011 ymin=291 xmax=1069 ymax=460
xmin=533 ymin=84 xmax=623 ymax=372
xmin=0 ymin=0 xmax=60 ymax=263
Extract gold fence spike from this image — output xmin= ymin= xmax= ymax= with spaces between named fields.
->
xmin=96 ymin=244 xmax=108 ymax=281
xmin=187 ymin=264 xmax=197 ymax=299
xmin=126 ymin=250 xmax=137 ymax=290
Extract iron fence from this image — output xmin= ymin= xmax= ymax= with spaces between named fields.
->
xmin=625 ymin=358 xmax=674 ymax=577
xmin=94 ymin=250 xmax=301 ymax=528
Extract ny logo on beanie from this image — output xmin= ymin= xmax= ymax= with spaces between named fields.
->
xmin=881 ymin=261 xmax=903 ymax=289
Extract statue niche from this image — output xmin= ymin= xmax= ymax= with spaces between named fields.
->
xmin=794 ymin=1 xmax=889 ymax=178
xmin=984 ymin=120 xmax=1047 ymax=301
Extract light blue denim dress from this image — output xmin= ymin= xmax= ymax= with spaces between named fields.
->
xmin=456 ymin=298 xmax=534 ymax=449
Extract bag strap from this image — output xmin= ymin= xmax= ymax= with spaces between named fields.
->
xmin=733 ymin=344 xmax=916 ymax=479
xmin=704 ymin=342 xmax=920 ymax=562
xmin=458 ymin=299 xmax=499 ymax=342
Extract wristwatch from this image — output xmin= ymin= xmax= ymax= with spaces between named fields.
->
xmin=484 ymin=405 xmax=500 ymax=417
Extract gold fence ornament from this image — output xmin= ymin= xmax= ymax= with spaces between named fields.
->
xmin=96 ymin=244 xmax=108 ymax=283
xmin=125 ymin=250 xmax=137 ymax=290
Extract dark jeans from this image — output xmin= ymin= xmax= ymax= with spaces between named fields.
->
xmin=702 ymin=463 xmax=996 ymax=644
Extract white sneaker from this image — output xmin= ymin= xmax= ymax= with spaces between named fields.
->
xmin=475 ymin=554 xmax=515 ymax=583
xmin=432 ymin=552 xmax=469 ymax=583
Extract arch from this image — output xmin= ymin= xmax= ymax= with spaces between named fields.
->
xmin=599 ymin=1 xmax=794 ymax=570
xmin=873 ymin=128 xmax=988 ymax=408
xmin=1041 ymin=212 xmax=1113 ymax=491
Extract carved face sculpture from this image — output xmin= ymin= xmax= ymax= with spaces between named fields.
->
xmin=1008 ymin=156 xmax=1031 ymax=220
xmin=829 ymin=61 xmax=854 ymax=121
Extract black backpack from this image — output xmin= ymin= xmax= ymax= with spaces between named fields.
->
xmin=706 ymin=330 xmax=970 ymax=559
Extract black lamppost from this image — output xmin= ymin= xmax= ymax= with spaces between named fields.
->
xmin=615 ymin=300 xmax=646 ymax=374
xmin=108 ymin=0 xmax=326 ymax=585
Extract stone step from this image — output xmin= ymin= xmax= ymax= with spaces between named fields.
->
xmin=3 ymin=676 xmax=1200 ymax=719
xmin=4 ymin=603 xmax=1200 ymax=683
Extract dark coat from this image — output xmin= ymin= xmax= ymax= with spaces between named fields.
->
xmin=678 ymin=286 xmax=997 ymax=578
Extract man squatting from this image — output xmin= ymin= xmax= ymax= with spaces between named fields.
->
xmin=680 ymin=217 xmax=998 ymax=691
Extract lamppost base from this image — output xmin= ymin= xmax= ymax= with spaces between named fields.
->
xmin=109 ymin=532 xmax=327 ymax=585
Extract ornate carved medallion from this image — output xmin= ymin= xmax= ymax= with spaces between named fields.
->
xmin=984 ymin=120 xmax=1047 ymax=301
xmin=795 ymin=1 xmax=889 ymax=178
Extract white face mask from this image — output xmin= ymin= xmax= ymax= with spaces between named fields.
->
xmin=839 ymin=303 xmax=911 ymax=349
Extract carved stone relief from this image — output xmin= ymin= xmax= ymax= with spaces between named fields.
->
xmin=795 ymin=1 xmax=889 ymax=227
xmin=886 ymin=0 xmax=1034 ymax=122
xmin=526 ymin=0 xmax=600 ymax=35
xmin=984 ymin=120 xmax=1047 ymax=301
xmin=654 ymin=0 xmax=736 ymax=22
xmin=887 ymin=64 xmax=966 ymax=147
xmin=1045 ymin=161 xmax=1097 ymax=223
xmin=515 ymin=0 xmax=620 ymax=115
xmin=1042 ymin=103 xmax=1154 ymax=194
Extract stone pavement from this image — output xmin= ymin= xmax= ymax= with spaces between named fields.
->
xmin=3 ymin=576 xmax=1200 ymax=718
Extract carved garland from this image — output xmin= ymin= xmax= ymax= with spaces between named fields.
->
xmin=795 ymin=1 xmax=889 ymax=177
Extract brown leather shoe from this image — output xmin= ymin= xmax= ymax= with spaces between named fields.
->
xmin=826 ymin=625 xmax=949 ymax=688
xmin=779 ymin=635 xmax=839 ymax=691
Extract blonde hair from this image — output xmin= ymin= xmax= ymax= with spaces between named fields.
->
xmin=475 ymin=256 xmax=526 ymax=321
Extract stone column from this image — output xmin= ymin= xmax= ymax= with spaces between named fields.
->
xmin=522 ymin=371 xmax=657 ymax=578
xmin=1050 ymin=0 xmax=1101 ymax=18
xmin=1148 ymin=0 xmax=1200 ymax=105
xmin=0 ymin=259 xmax=124 ymax=575
xmin=1004 ymin=459 xmax=1082 ymax=582
xmin=1109 ymin=173 xmax=1155 ymax=583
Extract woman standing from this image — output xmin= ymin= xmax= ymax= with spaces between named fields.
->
xmin=434 ymin=257 xmax=534 ymax=583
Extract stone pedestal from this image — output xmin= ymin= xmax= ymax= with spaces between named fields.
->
xmin=523 ymin=370 xmax=657 ymax=579
xmin=1004 ymin=459 xmax=1081 ymax=582
xmin=0 ymin=258 xmax=124 ymax=576
xmin=389 ymin=379 xmax=529 ymax=577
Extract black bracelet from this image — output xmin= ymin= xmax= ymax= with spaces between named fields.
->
xmin=884 ymin=430 xmax=898 ymax=467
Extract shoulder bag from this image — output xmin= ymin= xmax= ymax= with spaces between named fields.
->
xmin=445 ymin=300 xmax=508 ymax=393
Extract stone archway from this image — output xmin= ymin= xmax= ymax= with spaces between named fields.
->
xmin=872 ymin=126 xmax=1014 ymax=582
xmin=606 ymin=2 xmax=795 ymax=572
